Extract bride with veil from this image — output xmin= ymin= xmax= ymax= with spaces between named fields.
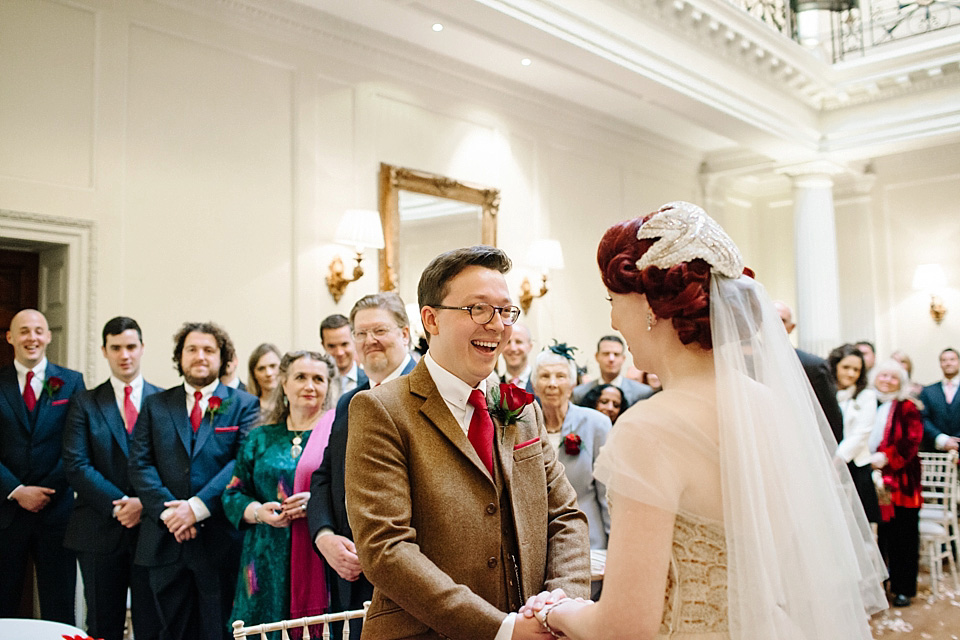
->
xmin=523 ymin=202 xmax=887 ymax=639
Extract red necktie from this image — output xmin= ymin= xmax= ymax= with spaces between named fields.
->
xmin=190 ymin=390 xmax=203 ymax=432
xmin=467 ymin=389 xmax=494 ymax=476
xmin=123 ymin=385 xmax=138 ymax=434
xmin=23 ymin=371 xmax=37 ymax=411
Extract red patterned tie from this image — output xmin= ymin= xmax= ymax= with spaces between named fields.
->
xmin=190 ymin=390 xmax=203 ymax=432
xmin=467 ymin=389 xmax=494 ymax=476
xmin=23 ymin=371 xmax=37 ymax=411
xmin=123 ymin=385 xmax=138 ymax=434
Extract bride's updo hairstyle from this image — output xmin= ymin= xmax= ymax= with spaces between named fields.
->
xmin=599 ymin=215 xmax=714 ymax=349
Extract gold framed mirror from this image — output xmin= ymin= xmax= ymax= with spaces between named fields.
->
xmin=378 ymin=162 xmax=499 ymax=297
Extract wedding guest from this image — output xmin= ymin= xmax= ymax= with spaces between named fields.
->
xmin=62 ymin=317 xmax=162 ymax=640
xmin=869 ymin=358 xmax=924 ymax=607
xmin=533 ymin=344 xmax=612 ymax=549
xmin=320 ymin=314 xmax=366 ymax=399
xmin=918 ymin=347 xmax=960 ymax=452
xmin=129 ymin=322 xmax=259 ymax=640
xmin=828 ymin=344 xmax=880 ymax=522
xmin=500 ymin=323 xmax=535 ymax=393
xmin=247 ymin=343 xmax=282 ymax=416
xmin=576 ymin=383 xmax=629 ymax=425
xmin=856 ymin=340 xmax=877 ymax=372
xmin=223 ymin=351 xmax=336 ymax=632
xmin=571 ymin=336 xmax=653 ymax=406
xmin=890 ymin=350 xmax=924 ymax=397
xmin=0 ymin=309 xmax=85 ymax=623
xmin=521 ymin=202 xmax=885 ymax=639
xmin=221 ymin=353 xmax=246 ymax=391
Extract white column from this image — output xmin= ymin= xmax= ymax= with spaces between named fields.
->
xmin=790 ymin=171 xmax=842 ymax=357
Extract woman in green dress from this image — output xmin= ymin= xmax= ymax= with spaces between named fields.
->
xmin=223 ymin=350 xmax=338 ymax=634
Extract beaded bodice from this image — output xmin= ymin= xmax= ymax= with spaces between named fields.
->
xmin=660 ymin=510 xmax=728 ymax=636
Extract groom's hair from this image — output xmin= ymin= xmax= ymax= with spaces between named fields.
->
xmin=417 ymin=245 xmax=511 ymax=310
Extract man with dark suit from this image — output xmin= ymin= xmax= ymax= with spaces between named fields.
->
xmin=919 ymin=347 xmax=960 ymax=451
xmin=571 ymin=335 xmax=654 ymax=406
xmin=0 ymin=308 xmax=85 ymax=623
xmin=309 ymin=293 xmax=415 ymax=639
xmin=499 ymin=323 xmax=534 ymax=394
xmin=63 ymin=316 xmax=162 ymax=640
xmin=345 ymin=247 xmax=590 ymax=640
xmin=129 ymin=322 xmax=259 ymax=640
xmin=320 ymin=313 xmax=368 ymax=395
xmin=775 ymin=301 xmax=845 ymax=443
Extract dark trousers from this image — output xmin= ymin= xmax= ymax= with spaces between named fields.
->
xmin=878 ymin=505 xmax=920 ymax=597
xmin=148 ymin=544 xmax=239 ymax=640
xmin=849 ymin=461 xmax=880 ymax=523
xmin=326 ymin=569 xmax=373 ymax=640
xmin=78 ymin=548 xmax=160 ymax=640
xmin=0 ymin=514 xmax=76 ymax=624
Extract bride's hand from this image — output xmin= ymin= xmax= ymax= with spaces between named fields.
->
xmin=518 ymin=588 xmax=568 ymax=618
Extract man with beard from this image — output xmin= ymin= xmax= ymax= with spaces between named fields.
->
xmin=499 ymin=323 xmax=534 ymax=393
xmin=919 ymin=347 xmax=960 ymax=451
xmin=130 ymin=322 xmax=259 ymax=640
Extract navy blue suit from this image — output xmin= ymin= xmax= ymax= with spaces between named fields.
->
xmin=307 ymin=358 xmax=414 ymax=639
xmin=129 ymin=383 xmax=259 ymax=640
xmin=919 ymin=382 xmax=960 ymax=450
xmin=63 ymin=378 xmax=163 ymax=640
xmin=0 ymin=361 xmax=85 ymax=622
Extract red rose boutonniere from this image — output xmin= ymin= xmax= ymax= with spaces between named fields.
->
xmin=43 ymin=376 xmax=65 ymax=399
xmin=564 ymin=433 xmax=582 ymax=456
xmin=205 ymin=396 xmax=229 ymax=420
xmin=489 ymin=383 xmax=535 ymax=440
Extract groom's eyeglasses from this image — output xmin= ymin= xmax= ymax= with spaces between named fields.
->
xmin=430 ymin=303 xmax=521 ymax=326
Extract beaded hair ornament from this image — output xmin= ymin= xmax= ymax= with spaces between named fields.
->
xmin=636 ymin=201 xmax=744 ymax=278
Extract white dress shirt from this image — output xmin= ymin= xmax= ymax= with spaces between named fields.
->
xmin=422 ymin=352 xmax=515 ymax=640
xmin=943 ymin=376 xmax=958 ymax=405
xmin=341 ymin=362 xmax=361 ymax=394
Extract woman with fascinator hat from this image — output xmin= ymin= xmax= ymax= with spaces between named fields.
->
xmin=522 ymin=202 xmax=887 ymax=639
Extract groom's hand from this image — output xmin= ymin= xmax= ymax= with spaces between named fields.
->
xmin=511 ymin=613 xmax=555 ymax=639
xmin=315 ymin=533 xmax=363 ymax=581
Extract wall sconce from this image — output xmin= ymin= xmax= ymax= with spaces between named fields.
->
xmin=519 ymin=239 xmax=564 ymax=314
xmin=326 ymin=209 xmax=385 ymax=304
xmin=912 ymin=263 xmax=947 ymax=325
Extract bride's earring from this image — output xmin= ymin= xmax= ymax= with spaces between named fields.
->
xmin=647 ymin=311 xmax=657 ymax=331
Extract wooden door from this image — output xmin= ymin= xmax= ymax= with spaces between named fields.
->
xmin=0 ymin=249 xmax=40 ymax=368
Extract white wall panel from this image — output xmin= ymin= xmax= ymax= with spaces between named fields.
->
xmin=0 ymin=0 xmax=95 ymax=188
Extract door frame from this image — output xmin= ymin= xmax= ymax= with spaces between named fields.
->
xmin=0 ymin=209 xmax=96 ymax=380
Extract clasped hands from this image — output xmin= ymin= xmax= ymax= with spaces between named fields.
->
xmin=512 ymin=588 xmax=594 ymax=639
xmin=254 ymin=492 xmax=311 ymax=529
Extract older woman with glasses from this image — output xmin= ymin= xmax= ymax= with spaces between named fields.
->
xmin=532 ymin=343 xmax=611 ymax=549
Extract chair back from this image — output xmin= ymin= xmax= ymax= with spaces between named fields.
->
xmin=920 ymin=450 xmax=959 ymax=518
xmin=232 ymin=604 xmax=369 ymax=640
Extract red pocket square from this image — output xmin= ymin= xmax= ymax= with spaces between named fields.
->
xmin=514 ymin=437 xmax=540 ymax=450
xmin=51 ymin=399 xmax=70 ymax=406
xmin=214 ymin=426 xmax=239 ymax=433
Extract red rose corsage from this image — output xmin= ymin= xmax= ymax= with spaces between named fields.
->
xmin=563 ymin=433 xmax=582 ymax=456
xmin=205 ymin=396 xmax=228 ymax=419
xmin=43 ymin=376 xmax=65 ymax=398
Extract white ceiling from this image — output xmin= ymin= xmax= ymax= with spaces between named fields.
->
xmin=277 ymin=0 xmax=960 ymax=164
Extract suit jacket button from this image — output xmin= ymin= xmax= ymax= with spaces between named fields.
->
xmin=487 ymin=556 xmax=498 ymax=568
xmin=486 ymin=503 xmax=496 ymax=515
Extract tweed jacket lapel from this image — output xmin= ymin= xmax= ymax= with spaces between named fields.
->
xmin=0 ymin=365 xmax=30 ymax=433
xmin=93 ymin=380 xmax=130 ymax=455
xmin=409 ymin=360 xmax=491 ymax=482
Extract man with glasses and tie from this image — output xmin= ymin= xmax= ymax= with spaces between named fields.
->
xmin=129 ymin=322 xmax=259 ymax=640
xmin=345 ymin=246 xmax=589 ymax=640
xmin=308 ymin=292 xmax=416 ymax=639
xmin=0 ymin=308 xmax=85 ymax=623
xmin=62 ymin=316 xmax=163 ymax=640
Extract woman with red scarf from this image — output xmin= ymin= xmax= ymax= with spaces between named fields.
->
xmin=869 ymin=358 xmax=925 ymax=608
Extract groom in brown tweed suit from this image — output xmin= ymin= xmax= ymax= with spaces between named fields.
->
xmin=345 ymin=246 xmax=589 ymax=640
